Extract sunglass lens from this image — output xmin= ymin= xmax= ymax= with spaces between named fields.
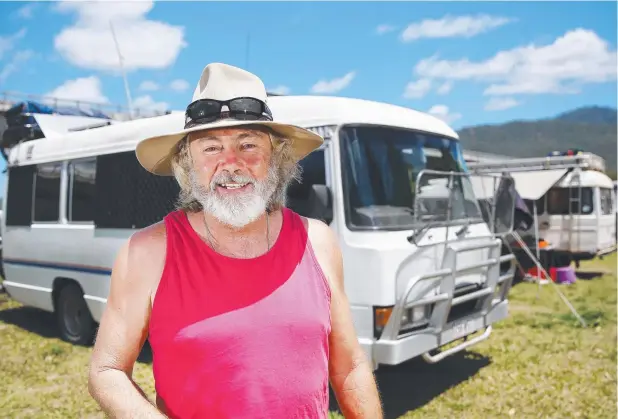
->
xmin=190 ymin=100 xmax=221 ymax=120
xmin=229 ymin=98 xmax=263 ymax=114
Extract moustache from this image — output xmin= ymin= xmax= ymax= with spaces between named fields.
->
xmin=209 ymin=172 xmax=256 ymax=191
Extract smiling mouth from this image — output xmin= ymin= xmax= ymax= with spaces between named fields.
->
xmin=216 ymin=182 xmax=252 ymax=191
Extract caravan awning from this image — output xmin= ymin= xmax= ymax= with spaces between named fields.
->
xmin=508 ymin=169 xmax=567 ymax=200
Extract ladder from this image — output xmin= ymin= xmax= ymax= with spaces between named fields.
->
xmin=467 ymin=152 xmax=606 ymax=174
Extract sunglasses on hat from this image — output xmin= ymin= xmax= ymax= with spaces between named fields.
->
xmin=184 ymin=97 xmax=273 ymax=129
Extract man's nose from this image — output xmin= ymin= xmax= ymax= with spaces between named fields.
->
xmin=219 ymin=148 xmax=243 ymax=171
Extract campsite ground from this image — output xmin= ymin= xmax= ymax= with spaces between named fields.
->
xmin=0 ymin=253 xmax=616 ymax=419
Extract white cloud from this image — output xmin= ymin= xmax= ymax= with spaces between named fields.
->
xmin=0 ymin=49 xmax=34 ymax=84
xmin=53 ymin=0 xmax=187 ymax=72
xmin=376 ymin=24 xmax=396 ymax=35
xmin=268 ymin=85 xmax=290 ymax=95
xmin=0 ymin=28 xmax=26 ymax=60
xmin=436 ymin=81 xmax=452 ymax=95
xmin=17 ymin=3 xmax=37 ymax=19
xmin=427 ymin=104 xmax=462 ymax=125
xmin=132 ymin=95 xmax=169 ymax=115
xmin=310 ymin=71 xmax=356 ymax=94
xmin=170 ymin=79 xmax=190 ymax=92
xmin=414 ymin=29 xmax=617 ymax=96
xmin=45 ymin=76 xmax=109 ymax=104
xmin=139 ymin=80 xmax=159 ymax=92
xmin=403 ymin=78 xmax=432 ymax=99
xmin=402 ymin=79 xmax=453 ymax=99
xmin=484 ymin=97 xmax=520 ymax=111
xmin=401 ymin=14 xmax=512 ymax=42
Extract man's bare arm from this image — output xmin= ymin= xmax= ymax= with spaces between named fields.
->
xmin=88 ymin=225 xmax=166 ymax=418
xmin=307 ymin=219 xmax=383 ymax=418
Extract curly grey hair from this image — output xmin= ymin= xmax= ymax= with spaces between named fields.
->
xmin=170 ymin=125 xmax=302 ymax=213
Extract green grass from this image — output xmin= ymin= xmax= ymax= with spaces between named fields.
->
xmin=0 ymin=254 xmax=616 ymax=418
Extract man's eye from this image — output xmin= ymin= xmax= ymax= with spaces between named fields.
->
xmin=241 ymin=143 xmax=257 ymax=150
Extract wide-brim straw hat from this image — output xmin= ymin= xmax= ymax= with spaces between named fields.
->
xmin=135 ymin=62 xmax=324 ymax=176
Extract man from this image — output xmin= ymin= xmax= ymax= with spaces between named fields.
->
xmin=88 ymin=62 xmax=383 ymax=418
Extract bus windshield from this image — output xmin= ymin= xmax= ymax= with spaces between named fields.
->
xmin=339 ymin=124 xmax=482 ymax=231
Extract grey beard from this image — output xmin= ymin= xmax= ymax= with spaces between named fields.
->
xmin=188 ymin=165 xmax=279 ymax=228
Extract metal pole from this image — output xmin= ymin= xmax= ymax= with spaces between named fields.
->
xmin=245 ymin=32 xmax=251 ymax=70
xmin=532 ymin=202 xmax=543 ymax=286
xmin=109 ymin=20 xmax=133 ymax=118
xmin=510 ymin=231 xmax=587 ymax=328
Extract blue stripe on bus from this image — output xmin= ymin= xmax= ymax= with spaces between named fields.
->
xmin=2 ymin=258 xmax=112 ymax=276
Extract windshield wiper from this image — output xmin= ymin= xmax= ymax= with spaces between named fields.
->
xmin=407 ymin=222 xmax=442 ymax=245
xmin=455 ymin=222 xmax=470 ymax=238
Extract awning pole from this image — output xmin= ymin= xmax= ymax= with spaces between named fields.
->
xmin=532 ymin=201 xmax=545 ymax=299
xmin=510 ymin=231 xmax=587 ymax=328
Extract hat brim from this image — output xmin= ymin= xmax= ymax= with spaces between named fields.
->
xmin=135 ymin=119 xmax=324 ymax=176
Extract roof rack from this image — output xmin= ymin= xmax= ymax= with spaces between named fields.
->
xmin=467 ymin=151 xmax=606 ymax=174
xmin=0 ymin=90 xmax=171 ymax=121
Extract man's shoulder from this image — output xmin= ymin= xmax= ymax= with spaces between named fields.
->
xmin=126 ymin=221 xmax=167 ymax=262
xmin=299 ymin=215 xmax=340 ymax=256
xmin=295 ymin=215 xmax=342 ymax=291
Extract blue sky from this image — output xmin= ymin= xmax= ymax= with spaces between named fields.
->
xmin=0 ymin=0 xmax=616 ymax=131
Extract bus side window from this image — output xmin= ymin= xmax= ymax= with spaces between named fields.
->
xmin=5 ymin=165 xmax=35 ymax=226
xmin=286 ymin=149 xmax=327 ymax=219
xmin=67 ymin=158 xmax=96 ymax=222
xmin=33 ymin=162 xmax=62 ymax=223
xmin=94 ymin=152 xmax=138 ymax=229
xmin=133 ymin=164 xmax=180 ymax=228
xmin=93 ymin=151 xmax=180 ymax=229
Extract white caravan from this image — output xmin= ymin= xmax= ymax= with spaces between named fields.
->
xmin=467 ymin=152 xmax=617 ymax=266
xmin=1 ymin=95 xmax=517 ymax=369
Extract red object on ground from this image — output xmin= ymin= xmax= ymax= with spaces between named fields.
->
xmin=527 ymin=266 xmax=548 ymax=279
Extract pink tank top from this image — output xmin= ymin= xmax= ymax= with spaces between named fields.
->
xmin=148 ymin=208 xmax=332 ymax=418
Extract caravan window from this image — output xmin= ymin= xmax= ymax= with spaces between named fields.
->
xmin=546 ymin=187 xmax=593 ymax=215
xmin=67 ymin=158 xmax=96 ymax=222
xmin=33 ymin=162 xmax=62 ymax=222
xmin=600 ymin=188 xmax=613 ymax=215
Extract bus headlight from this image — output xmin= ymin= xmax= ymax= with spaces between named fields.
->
xmin=401 ymin=305 xmax=431 ymax=327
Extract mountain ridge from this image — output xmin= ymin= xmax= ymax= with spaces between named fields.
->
xmin=457 ymin=105 xmax=617 ymax=175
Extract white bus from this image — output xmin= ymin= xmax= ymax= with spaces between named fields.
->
xmin=1 ymin=94 xmax=517 ymax=369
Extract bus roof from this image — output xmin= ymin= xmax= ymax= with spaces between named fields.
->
xmin=7 ymin=95 xmax=459 ymax=166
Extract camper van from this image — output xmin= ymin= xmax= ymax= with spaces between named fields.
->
xmin=1 ymin=94 xmax=516 ymax=369
xmin=467 ymin=151 xmax=617 ymax=266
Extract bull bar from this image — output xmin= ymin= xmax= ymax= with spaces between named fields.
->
xmin=370 ymin=238 xmax=516 ymax=367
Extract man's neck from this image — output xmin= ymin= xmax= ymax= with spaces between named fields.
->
xmin=202 ymin=210 xmax=270 ymax=238
xmin=199 ymin=209 xmax=281 ymax=258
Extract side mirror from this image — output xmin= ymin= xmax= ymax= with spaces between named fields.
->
xmin=308 ymin=184 xmax=333 ymax=225
xmin=492 ymin=176 xmax=516 ymax=236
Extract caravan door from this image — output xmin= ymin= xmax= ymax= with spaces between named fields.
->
xmin=598 ymin=186 xmax=616 ymax=254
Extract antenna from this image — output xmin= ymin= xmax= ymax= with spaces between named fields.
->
xmin=245 ymin=32 xmax=251 ymax=70
xmin=109 ymin=20 xmax=134 ymax=119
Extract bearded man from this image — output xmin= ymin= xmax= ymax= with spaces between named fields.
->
xmin=87 ymin=63 xmax=383 ymax=419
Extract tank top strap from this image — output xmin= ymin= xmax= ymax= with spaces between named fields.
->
xmin=163 ymin=209 xmax=204 ymax=248
xmin=279 ymin=206 xmax=308 ymax=253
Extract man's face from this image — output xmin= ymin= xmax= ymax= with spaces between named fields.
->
xmin=186 ymin=127 xmax=279 ymax=228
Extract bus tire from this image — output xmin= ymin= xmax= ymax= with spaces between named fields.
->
xmin=55 ymin=282 xmax=96 ymax=346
